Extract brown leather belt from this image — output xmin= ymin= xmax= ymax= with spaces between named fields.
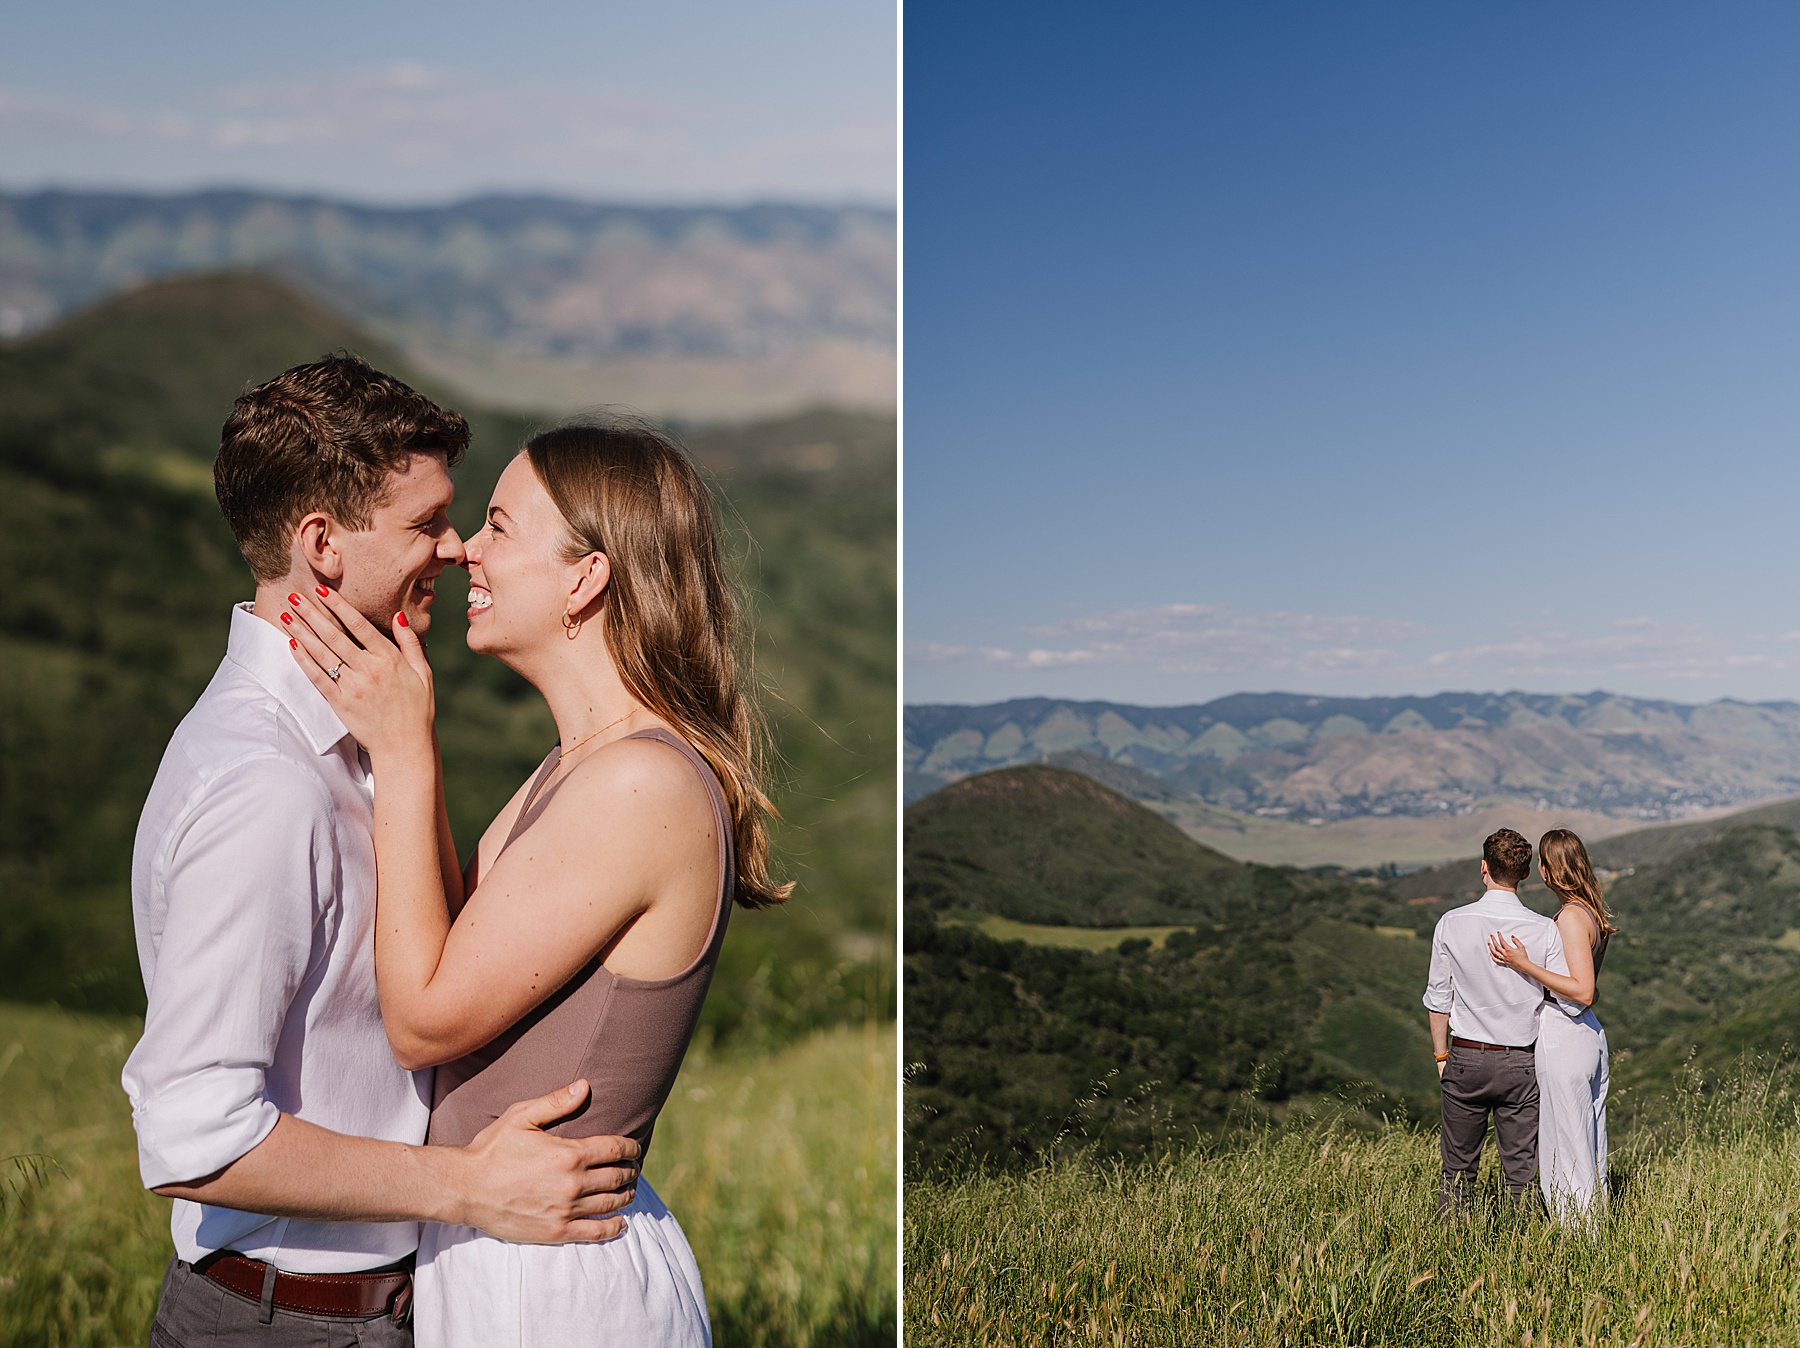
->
xmin=1451 ymin=1036 xmax=1533 ymax=1052
xmin=197 ymin=1252 xmax=412 ymax=1322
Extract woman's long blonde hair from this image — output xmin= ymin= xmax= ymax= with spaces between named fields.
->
xmin=525 ymin=418 xmax=791 ymax=908
xmin=1538 ymin=829 xmax=1616 ymax=939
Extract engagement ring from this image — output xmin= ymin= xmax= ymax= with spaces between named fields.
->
xmin=327 ymin=663 xmax=343 ymax=682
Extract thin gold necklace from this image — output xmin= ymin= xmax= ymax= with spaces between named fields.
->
xmin=559 ymin=706 xmax=639 ymax=760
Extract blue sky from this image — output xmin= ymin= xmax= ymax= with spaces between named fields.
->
xmin=0 ymin=1 xmax=894 ymax=202
xmin=905 ymin=2 xmax=1800 ymax=708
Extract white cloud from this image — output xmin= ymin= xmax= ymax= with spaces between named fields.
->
xmin=909 ymin=602 xmax=1426 ymax=676
xmin=910 ymin=605 xmax=1800 ymax=699
xmin=0 ymin=62 xmax=894 ymax=202
xmin=1421 ymin=616 xmax=1792 ymax=682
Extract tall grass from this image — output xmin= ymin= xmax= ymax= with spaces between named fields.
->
xmin=0 ymin=1005 xmax=165 ymax=1345
xmin=651 ymin=1020 xmax=897 ymax=1346
xmin=0 ymin=1001 xmax=894 ymax=1348
xmin=906 ymin=1066 xmax=1800 ymax=1346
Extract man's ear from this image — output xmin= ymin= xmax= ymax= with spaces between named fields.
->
xmin=566 ymin=552 xmax=612 ymax=622
xmin=294 ymin=512 xmax=346 ymax=583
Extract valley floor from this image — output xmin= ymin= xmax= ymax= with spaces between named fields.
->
xmin=907 ymin=1072 xmax=1800 ymax=1347
xmin=0 ymin=1003 xmax=895 ymax=1348
xmin=1174 ymin=795 xmax=1762 ymax=872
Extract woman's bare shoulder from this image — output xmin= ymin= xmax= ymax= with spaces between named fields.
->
xmin=572 ymin=733 xmax=705 ymax=796
xmin=1556 ymin=901 xmax=1599 ymax=942
xmin=543 ymin=733 xmax=714 ymax=845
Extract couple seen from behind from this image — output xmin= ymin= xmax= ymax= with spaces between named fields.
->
xmin=1424 ymin=827 xmax=1615 ymax=1224
xmin=123 ymin=356 xmax=786 ymax=1347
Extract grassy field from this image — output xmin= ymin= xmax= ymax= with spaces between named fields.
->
xmin=906 ymin=1067 xmax=1800 ymax=1347
xmin=0 ymin=1001 xmax=894 ymax=1348
xmin=951 ymin=917 xmax=1190 ymax=952
xmin=944 ymin=916 xmax=1414 ymax=955
xmin=1170 ymin=795 xmax=1658 ymax=871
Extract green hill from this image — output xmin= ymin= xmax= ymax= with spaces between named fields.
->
xmin=905 ymin=765 xmax=1248 ymax=927
xmin=0 ymin=272 xmax=893 ymax=1044
xmin=1607 ymin=823 xmax=1800 ymax=939
xmin=904 ymin=766 xmax=1439 ymax=1169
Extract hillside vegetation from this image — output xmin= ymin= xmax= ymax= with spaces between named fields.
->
xmin=905 ymin=764 xmax=1800 ymax=1171
xmin=904 ymin=765 xmax=1435 ymax=1168
xmin=0 ymin=271 xmax=894 ymax=1047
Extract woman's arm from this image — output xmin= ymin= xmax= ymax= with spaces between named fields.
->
xmin=284 ymin=591 xmax=459 ymax=1063
xmin=376 ymin=740 xmax=714 ymax=1068
xmin=286 ymin=591 xmax=715 ymax=1071
xmin=1488 ymin=907 xmax=1597 ymax=1007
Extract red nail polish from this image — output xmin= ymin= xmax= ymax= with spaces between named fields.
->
xmin=316 ymin=585 xmax=330 ymax=598
xmin=289 ymin=638 xmax=298 ymax=649
xmin=287 ymin=593 xmax=301 ymax=605
xmin=396 ymin=612 xmax=408 ymax=628
xmin=280 ymin=612 xmax=292 ymax=625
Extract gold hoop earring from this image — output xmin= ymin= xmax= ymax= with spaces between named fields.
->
xmin=562 ymin=611 xmax=582 ymax=639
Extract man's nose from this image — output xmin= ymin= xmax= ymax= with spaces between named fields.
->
xmin=437 ymin=525 xmax=468 ymax=565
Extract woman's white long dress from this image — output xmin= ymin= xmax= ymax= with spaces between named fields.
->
xmin=1535 ymin=999 xmax=1609 ymax=1222
xmin=414 ymin=1176 xmax=711 ymax=1348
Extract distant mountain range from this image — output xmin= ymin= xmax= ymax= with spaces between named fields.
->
xmin=0 ymin=190 xmax=895 ymax=417
xmin=906 ymin=692 xmax=1800 ymax=826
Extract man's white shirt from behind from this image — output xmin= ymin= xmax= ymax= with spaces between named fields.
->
xmin=1423 ymin=888 xmax=1576 ymax=1046
xmin=121 ymin=603 xmax=428 ymax=1273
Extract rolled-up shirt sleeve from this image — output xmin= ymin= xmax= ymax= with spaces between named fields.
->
xmin=122 ymin=756 xmax=336 ymax=1188
xmin=1422 ymin=919 xmax=1453 ymax=1015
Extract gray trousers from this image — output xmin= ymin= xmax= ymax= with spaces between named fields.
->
xmin=1439 ymin=1042 xmax=1539 ymax=1216
xmin=148 ymin=1257 xmax=413 ymax=1348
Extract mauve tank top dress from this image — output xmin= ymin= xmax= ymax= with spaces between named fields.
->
xmin=413 ymin=728 xmax=733 ymax=1348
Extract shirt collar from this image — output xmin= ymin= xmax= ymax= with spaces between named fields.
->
xmin=1475 ymin=887 xmax=1527 ymax=910
xmin=223 ymin=602 xmax=353 ymax=756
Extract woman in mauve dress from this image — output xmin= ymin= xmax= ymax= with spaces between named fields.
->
xmin=284 ymin=417 xmax=789 ymax=1346
xmin=1487 ymin=829 xmax=1613 ymax=1224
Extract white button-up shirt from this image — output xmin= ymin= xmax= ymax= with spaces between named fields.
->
xmin=121 ymin=604 xmax=430 ymax=1273
xmin=1422 ymin=888 xmax=1574 ymax=1048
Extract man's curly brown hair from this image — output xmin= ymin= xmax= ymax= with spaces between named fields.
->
xmin=1483 ymin=828 xmax=1533 ymax=889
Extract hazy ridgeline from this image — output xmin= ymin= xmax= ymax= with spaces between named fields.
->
xmin=0 ymin=191 xmax=898 ymax=420
xmin=0 ymin=270 xmax=895 ymax=1344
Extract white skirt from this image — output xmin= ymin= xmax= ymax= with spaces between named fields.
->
xmin=413 ymin=1178 xmax=711 ymax=1348
xmin=1536 ymin=1004 xmax=1609 ymax=1223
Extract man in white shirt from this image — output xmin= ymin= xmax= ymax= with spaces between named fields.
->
xmin=123 ymin=356 xmax=639 ymax=1344
xmin=1421 ymin=827 xmax=1572 ymax=1216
